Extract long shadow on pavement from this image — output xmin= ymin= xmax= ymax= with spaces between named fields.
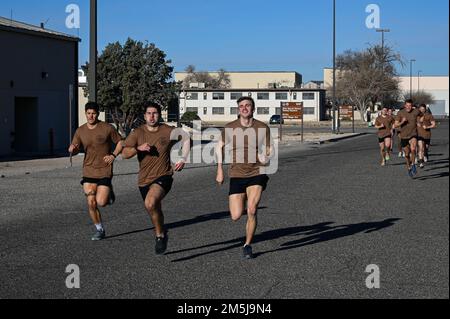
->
xmin=169 ymin=219 xmax=400 ymax=262
xmin=105 ymin=208 xmax=266 ymax=240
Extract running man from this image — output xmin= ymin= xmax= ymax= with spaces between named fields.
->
xmin=122 ymin=102 xmax=190 ymax=255
xmin=417 ymin=104 xmax=436 ymax=168
xmin=69 ymin=102 xmax=124 ymax=240
xmin=374 ymin=106 xmax=395 ymax=166
xmin=387 ymin=108 xmax=395 ymax=154
xmin=394 ymin=99 xmax=421 ymax=177
xmin=216 ymin=97 xmax=274 ymax=259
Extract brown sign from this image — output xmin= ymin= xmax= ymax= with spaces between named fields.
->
xmin=340 ymin=105 xmax=354 ymax=120
xmin=282 ymin=102 xmax=303 ymax=119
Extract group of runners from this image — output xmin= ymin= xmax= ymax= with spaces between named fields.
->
xmin=69 ymin=97 xmax=273 ymax=259
xmin=374 ymin=99 xmax=436 ymax=177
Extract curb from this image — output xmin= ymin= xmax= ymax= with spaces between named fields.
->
xmin=312 ymin=133 xmax=368 ymax=145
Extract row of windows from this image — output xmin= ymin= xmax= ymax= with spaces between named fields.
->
xmin=185 ymin=107 xmax=316 ymax=116
xmin=186 ymin=92 xmax=316 ymax=101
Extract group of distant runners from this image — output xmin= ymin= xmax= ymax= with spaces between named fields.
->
xmin=69 ymin=97 xmax=273 ymax=259
xmin=374 ymin=99 xmax=436 ymax=177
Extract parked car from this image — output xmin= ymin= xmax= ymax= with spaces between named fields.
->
xmin=269 ymin=115 xmax=284 ymax=124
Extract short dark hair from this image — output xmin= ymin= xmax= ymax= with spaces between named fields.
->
xmin=419 ymin=104 xmax=427 ymax=109
xmin=237 ymin=96 xmax=255 ymax=110
xmin=85 ymin=102 xmax=100 ymax=113
xmin=405 ymin=99 xmax=414 ymax=105
xmin=145 ymin=102 xmax=162 ymax=115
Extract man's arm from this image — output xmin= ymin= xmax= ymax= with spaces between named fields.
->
xmin=104 ymin=140 xmax=125 ymax=165
xmin=216 ymin=139 xmax=225 ymax=185
xmin=174 ymin=131 xmax=191 ymax=172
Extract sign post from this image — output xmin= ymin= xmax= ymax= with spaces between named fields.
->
xmin=281 ymin=102 xmax=304 ymax=142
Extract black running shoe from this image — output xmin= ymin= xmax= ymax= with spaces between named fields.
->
xmin=243 ymin=245 xmax=254 ymax=259
xmin=155 ymin=234 xmax=168 ymax=255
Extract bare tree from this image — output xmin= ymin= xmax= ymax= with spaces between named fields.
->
xmin=182 ymin=66 xmax=231 ymax=89
xmin=333 ymin=44 xmax=404 ymax=121
xmin=405 ymin=90 xmax=435 ymax=106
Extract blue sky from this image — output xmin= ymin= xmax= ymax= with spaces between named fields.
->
xmin=1 ymin=0 xmax=448 ymax=81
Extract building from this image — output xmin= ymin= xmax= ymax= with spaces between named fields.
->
xmin=0 ymin=17 xmax=79 ymax=157
xmin=303 ymin=81 xmax=324 ymax=89
xmin=78 ymin=69 xmax=105 ymax=126
xmin=175 ymin=71 xmax=328 ymax=123
xmin=175 ymin=71 xmax=302 ymax=89
xmin=323 ymin=68 xmax=449 ymax=117
xmin=179 ymin=88 xmax=327 ymax=123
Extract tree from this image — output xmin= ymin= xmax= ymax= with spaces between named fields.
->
xmin=405 ymin=90 xmax=435 ymax=106
xmin=83 ymin=38 xmax=179 ymax=136
xmin=333 ymin=44 xmax=404 ymax=121
xmin=182 ymin=65 xmax=231 ymax=89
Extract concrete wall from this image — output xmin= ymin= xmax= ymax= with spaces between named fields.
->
xmin=0 ymin=29 xmax=78 ymax=156
xmin=175 ymin=72 xmax=302 ymax=89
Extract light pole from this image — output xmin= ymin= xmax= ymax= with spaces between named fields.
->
xmin=332 ymin=0 xmax=338 ymax=134
xmin=409 ymin=59 xmax=416 ymax=99
xmin=418 ymin=70 xmax=422 ymax=92
xmin=89 ymin=0 xmax=97 ymax=102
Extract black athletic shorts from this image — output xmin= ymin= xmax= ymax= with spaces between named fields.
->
xmin=417 ymin=136 xmax=431 ymax=145
xmin=139 ymin=175 xmax=174 ymax=201
xmin=80 ymin=177 xmax=112 ymax=187
xmin=401 ymin=137 xmax=417 ymax=148
xmin=378 ymin=136 xmax=391 ymax=144
xmin=229 ymin=174 xmax=269 ymax=196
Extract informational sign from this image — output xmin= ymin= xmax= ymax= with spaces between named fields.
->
xmin=340 ymin=105 xmax=354 ymax=120
xmin=281 ymin=102 xmax=303 ymax=119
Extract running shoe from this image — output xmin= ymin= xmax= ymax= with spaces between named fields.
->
xmin=155 ymin=234 xmax=168 ymax=255
xmin=243 ymin=245 xmax=254 ymax=259
xmin=381 ymin=160 xmax=386 ymax=167
xmin=411 ymin=164 xmax=417 ymax=176
xmin=424 ymin=156 xmax=428 ymax=163
xmin=385 ymin=154 xmax=391 ymax=161
xmin=419 ymin=162 xmax=425 ymax=169
xmin=398 ymin=152 xmax=403 ymax=158
xmin=92 ymin=229 xmax=106 ymax=241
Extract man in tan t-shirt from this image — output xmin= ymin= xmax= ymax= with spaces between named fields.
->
xmin=417 ymin=104 xmax=436 ymax=168
xmin=122 ymin=102 xmax=190 ymax=255
xmin=216 ymin=97 xmax=274 ymax=259
xmin=394 ymin=99 xmax=420 ymax=177
xmin=68 ymin=102 xmax=124 ymax=241
xmin=374 ymin=106 xmax=395 ymax=166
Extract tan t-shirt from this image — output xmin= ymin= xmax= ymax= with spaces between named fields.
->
xmin=397 ymin=108 xmax=420 ymax=139
xmin=375 ymin=115 xmax=395 ymax=138
xmin=417 ymin=113 xmax=435 ymax=139
xmin=125 ymin=124 xmax=179 ymax=187
xmin=72 ymin=122 xmax=123 ymax=179
xmin=222 ymin=119 xmax=272 ymax=178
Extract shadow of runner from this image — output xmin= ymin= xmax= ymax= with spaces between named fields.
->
xmin=170 ymin=219 xmax=401 ymax=262
xmin=254 ymin=218 xmax=401 ymax=258
xmin=105 ymin=208 xmax=267 ymax=240
xmin=169 ymin=222 xmax=335 ymax=262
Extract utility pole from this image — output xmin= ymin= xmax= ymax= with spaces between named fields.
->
xmin=332 ymin=0 xmax=337 ymax=134
xmin=89 ymin=0 xmax=97 ymax=102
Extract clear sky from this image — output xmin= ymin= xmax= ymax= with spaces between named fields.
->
xmin=1 ymin=0 xmax=448 ymax=82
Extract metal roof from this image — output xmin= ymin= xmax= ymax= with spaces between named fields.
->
xmin=0 ymin=16 xmax=80 ymax=42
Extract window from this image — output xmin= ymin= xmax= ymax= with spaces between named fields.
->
xmin=213 ymin=107 xmax=224 ymax=115
xmin=293 ymin=93 xmax=297 ymax=100
xmin=276 ymin=107 xmax=281 ymax=115
xmin=187 ymin=93 xmax=198 ymax=100
xmin=248 ymin=92 xmax=252 ymax=97
xmin=230 ymin=93 xmax=243 ymax=100
xmin=203 ymin=107 xmax=208 ymax=115
xmin=275 ymin=93 xmax=288 ymax=100
xmin=257 ymin=107 xmax=270 ymax=115
xmin=186 ymin=107 xmax=198 ymax=114
xmin=203 ymin=93 xmax=208 ymax=100
xmin=303 ymin=107 xmax=315 ymax=115
xmin=257 ymin=93 xmax=270 ymax=100
xmin=213 ymin=93 xmax=225 ymax=100
xmin=303 ymin=93 xmax=315 ymax=100
xmin=230 ymin=107 xmax=238 ymax=115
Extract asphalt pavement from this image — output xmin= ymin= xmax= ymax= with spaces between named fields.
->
xmin=0 ymin=121 xmax=448 ymax=299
